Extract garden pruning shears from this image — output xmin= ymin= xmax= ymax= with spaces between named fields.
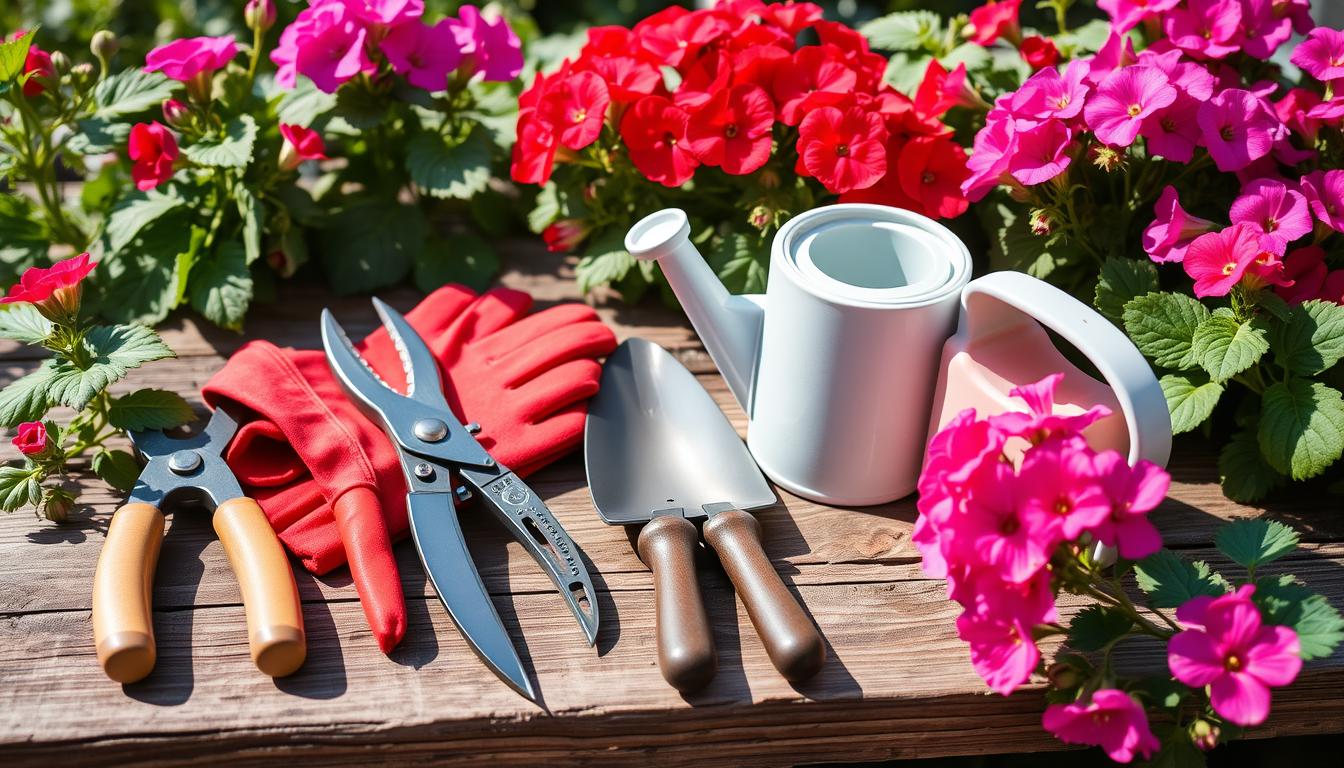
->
xmin=320 ymin=297 xmax=599 ymax=702
xmin=91 ymin=406 xmax=306 ymax=684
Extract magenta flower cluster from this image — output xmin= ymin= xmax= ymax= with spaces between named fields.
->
xmin=271 ymin=0 xmax=523 ymax=94
xmin=914 ymin=373 xmax=1168 ymax=696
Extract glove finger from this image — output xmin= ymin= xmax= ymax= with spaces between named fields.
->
xmin=491 ymin=321 xmax=618 ymax=388
xmin=471 ymin=303 xmax=605 ymax=358
xmin=251 ymin=480 xmax=326 ymax=535
xmin=437 ymin=288 xmax=533 ymax=363
xmin=505 ymin=405 xmax=589 ymax=477
xmin=510 ymin=358 xmax=605 ymax=423
xmin=333 ymin=487 xmax=407 ymax=653
xmin=225 ymin=419 xmax=309 ymax=487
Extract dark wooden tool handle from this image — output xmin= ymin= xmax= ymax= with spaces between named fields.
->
xmin=636 ymin=515 xmax=717 ymax=692
xmin=703 ymin=509 xmax=825 ymax=682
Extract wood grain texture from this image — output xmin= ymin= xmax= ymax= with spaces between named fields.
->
xmin=1 ymin=245 xmax=1343 ymax=766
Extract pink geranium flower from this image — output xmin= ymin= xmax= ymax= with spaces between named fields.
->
xmin=1290 ymin=27 xmax=1344 ymax=83
xmin=958 ymin=463 xmax=1056 ymax=582
xmin=1164 ymin=0 xmax=1244 ymax=59
xmin=966 ymin=0 xmax=1022 ymax=46
xmin=990 ymin=372 xmax=1111 ymax=443
xmin=1084 ymin=66 xmax=1176 ymax=147
xmin=1169 ymin=586 xmax=1302 ymax=727
xmin=380 ymin=17 xmax=467 ymax=92
xmin=1084 ymin=29 xmax=1138 ymax=86
xmin=1007 ymin=60 xmax=1090 ymax=125
xmin=340 ymin=0 xmax=423 ymax=28
xmin=961 ymin=108 xmax=1016 ymax=202
xmin=271 ymin=0 xmax=375 ymax=93
xmin=1043 ymin=689 xmax=1161 ymax=763
xmin=1008 ymin=119 xmax=1073 ymax=186
xmin=1098 ymin=0 xmax=1180 ymax=33
xmin=1140 ymin=93 xmax=1202 ymax=163
xmin=457 ymin=5 xmax=524 ymax=82
xmin=1275 ymin=88 xmax=1325 ymax=142
xmin=144 ymin=36 xmax=237 ymax=83
xmin=1143 ymin=185 xmax=1217 ymax=263
xmin=1229 ymin=179 xmax=1313 ymax=253
xmin=1089 ymin=451 xmax=1166 ymax=560
xmin=1238 ymin=0 xmax=1295 ymax=59
xmin=1301 ymin=169 xmax=1344 ymax=232
xmin=1183 ymin=223 xmax=1263 ymax=298
xmin=955 ymin=605 xmax=1039 ymax=696
xmin=1016 ymin=437 xmax=1111 ymax=542
xmin=1275 ymin=246 xmax=1329 ymax=306
xmin=1196 ymin=89 xmax=1285 ymax=172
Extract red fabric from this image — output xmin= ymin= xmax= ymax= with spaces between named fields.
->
xmin=202 ymin=285 xmax=617 ymax=652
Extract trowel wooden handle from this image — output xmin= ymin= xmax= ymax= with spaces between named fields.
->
xmin=637 ymin=515 xmax=717 ymax=692
xmin=93 ymin=503 xmax=165 ymax=683
xmin=213 ymin=497 xmax=306 ymax=677
xmin=703 ymin=509 xmax=825 ymax=682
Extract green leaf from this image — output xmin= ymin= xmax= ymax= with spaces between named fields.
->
xmin=48 ymin=325 xmax=174 ymax=411
xmin=860 ymin=11 xmax=942 ymax=51
xmin=236 ymin=186 xmax=264 ymax=266
xmin=1134 ymin=550 xmax=1230 ymax=609
xmin=1066 ymin=605 xmax=1134 ymax=652
xmin=1219 ymin=428 xmax=1283 ymax=503
xmin=1124 ymin=292 xmax=1210 ymax=370
xmin=104 ymin=187 xmax=188 ymax=255
xmin=1216 ymin=519 xmax=1300 ymax=569
xmin=92 ymin=449 xmax=140 ymax=494
xmin=0 ymin=362 xmax=54 ymax=427
xmin=1258 ymin=379 xmax=1344 ymax=480
xmin=1191 ymin=314 xmax=1269 ymax=383
xmin=413 ymin=234 xmax=499 ymax=292
xmin=67 ymin=116 xmax=133 ymax=155
xmin=92 ymin=69 xmax=179 ymax=118
xmin=275 ymin=77 xmax=337 ymax=126
xmin=0 ymin=194 xmax=48 ymax=285
xmin=107 ymin=388 xmax=196 ymax=431
xmin=1254 ymin=574 xmax=1344 ymax=661
xmin=1132 ymin=677 xmax=1193 ymax=710
xmin=406 ymin=127 xmax=492 ymax=200
xmin=708 ymin=233 xmax=769 ymax=294
xmin=0 ymin=304 xmax=52 ymax=345
xmin=97 ymin=213 xmax=196 ymax=325
xmin=1161 ymin=373 xmax=1224 ymax=435
xmin=318 ymin=198 xmax=425 ymax=295
xmin=334 ymin=84 xmax=389 ymax=129
xmin=981 ymin=200 xmax=1086 ymax=282
xmin=1140 ymin=724 xmax=1208 ymax=768
xmin=1272 ymin=300 xmax=1344 ymax=376
xmin=576 ymin=228 xmax=634 ymax=294
xmin=528 ymin=182 xmax=562 ymax=234
xmin=0 ymin=30 xmax=35 ymax=83
xmin=0 ymin=465 xmax=42 ymax=512
xmin=188 ymin=242 xmax=253 ymax=330
xmin=1095 ymin=257 xmax=1160 ymax=325
xmin=184 ymin=115 xmax=258 ymax=168
xmin=940 ymin=42 xmax=992 ymax=73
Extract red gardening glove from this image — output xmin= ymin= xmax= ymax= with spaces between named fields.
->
xmin=201 ymin=285 xmax=616 ymax=653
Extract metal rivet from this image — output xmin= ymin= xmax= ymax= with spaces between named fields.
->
xmin=168 ymin=450 xmax=202 ymax=475
xmin=464 ymin=422 xmax=481 ymax=435
xmin=483 ymin=457 xmax=495 ymax=467
xmin=455 ymin=486 xmax=472 ymax=503
xmin=413 ymin=418 xmax=448 ymax=443
xmin=413 ymin=462 xmax=435 ymax=480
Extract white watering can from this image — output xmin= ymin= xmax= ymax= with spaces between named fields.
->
xmin=626 ymin=205 xmax=1171 ymax=506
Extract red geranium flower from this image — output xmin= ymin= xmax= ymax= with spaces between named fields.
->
xmin=1020 ymin=35 xmax=1060 ymax=70
xmin=128 ymin=121 xmax=179 ymax=191
xmin=967 ymin=0 xmax=1023 ymax=46
xmin=896 ymin=136 xmax=971 ymax=220
xmin=860 ymin=90 xmax=953 ymax=137
xmin=814 ymin=20 xmax=886 ymax=91
xmin=839 ymin=137 xmax=924 ymax=211
xmin=635 ymin=8 xmax=729 ymax=69
xmin=733 ymin=45 xmax=792 ymax=93
xmin=22 ymin=44 xmax=53 ymax=98
xmin=1 ymin=252 xmax=97 ymax=323
xmin=796 ymin=105 xmax=888 ymax=194
xmin=686 ymin=83 xmax=775 ymax=175
xmin=576 ymin=27 xmax=663 ymax=103
xmin=773 ymin=45 xmax=857 ymax=126
xmin=763 ymin=1 xmax=824 ymax=36
xmin=279 ymin=123 xmax=328 ymax=169
xmin=542 ymin=218 xmax=593 ymax=253
xmin=539 ymin=71 xmax=611 ymax=151
xmin=915 ymin=60 xmax=971 ymax=120
xmin=721 ymin=23 xmax=793 ymax=53
xmin=621 ymin=95 xmax=699 ymax=187
xmin=675 ymin=50 xmax=732 ymax=110
xmin=12 ymin=421 xmax=49 ymax=457
xmin=511 ymin=113 xmax=559 ymax=185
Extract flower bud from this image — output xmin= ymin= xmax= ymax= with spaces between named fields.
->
xmin=748 ymin=205 xmax=774 ymax=231
xmin=542 ymin=219 xmax=593 ymax=253
xmin=1090 ymin=143 xmax=1125 ymax=173
xmin=90 ymin=30 xmax=118 ymax=63
xmin=1029 ymin=208 xmax=1056 ymax=237
xmin=1045 ymin=662 xmax=1080 ymax=691
xmin=41 ymin=489 xmax=75 ymax=524
xmin=48 ymin=50 xmax=71 ymax=76
xmin=758 ymin=168 xmax=781 ymax=189
xmin=1190 ymin=719 xmax=1220 ymax=751
xmin=244 ymin=0 xmax=277 ymax=32
xmin=161 ymin=98 xmax=192 ymax=129
xmin=12 ymin=421 xmax=51 ymax=458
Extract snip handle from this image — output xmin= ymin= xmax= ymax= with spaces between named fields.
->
xmin=92 ymin=503 xmax=165 ymax=683
xmin=703 ymin=509 xmax=824 ymax=682
xmin=213 ymin=497 xmax=306 ymax=677
xmin=636 ymin=515 xmax=717 ymax=692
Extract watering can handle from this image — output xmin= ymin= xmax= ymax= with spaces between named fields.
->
xmin=960 ymin=271 xmax=1172 ymax=468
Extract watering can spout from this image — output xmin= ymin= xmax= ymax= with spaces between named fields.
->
xmin=626 ymin=209 xmax=764 ymax=414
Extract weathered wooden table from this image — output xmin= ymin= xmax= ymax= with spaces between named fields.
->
xmin=1 ymin=244 xmax=1342 ymax=766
